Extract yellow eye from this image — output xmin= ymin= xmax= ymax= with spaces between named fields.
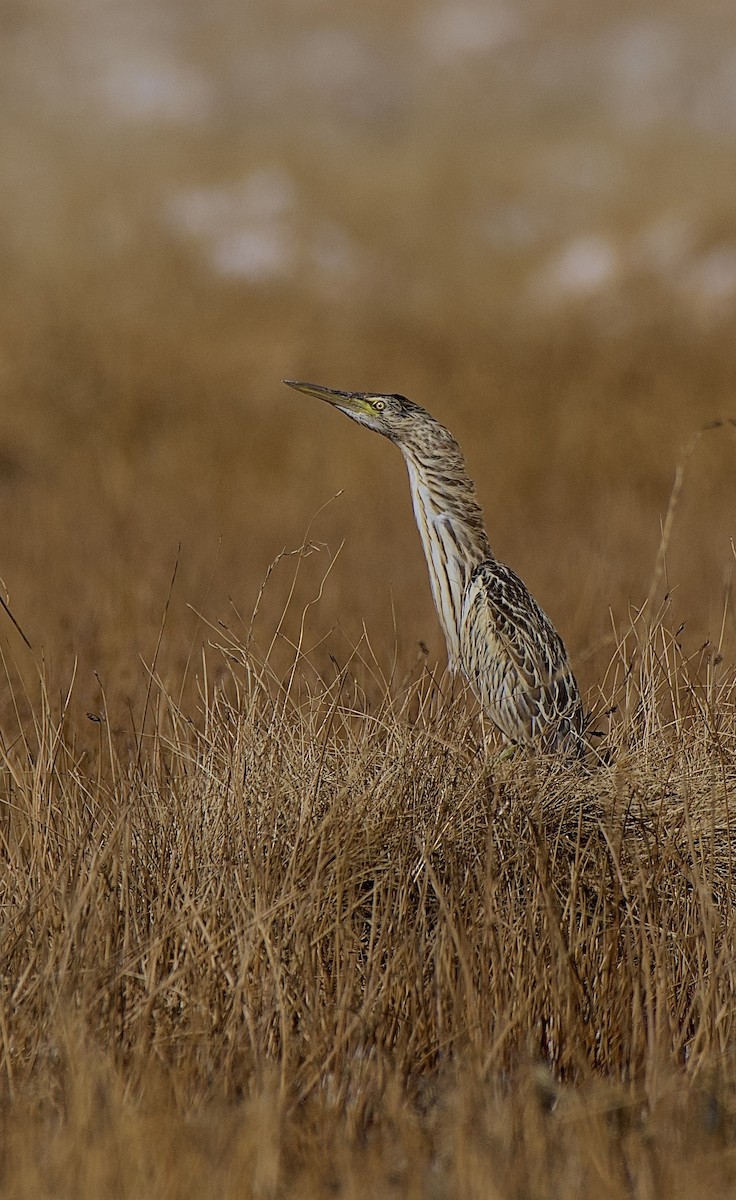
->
xmin=373 ymin=399 xmax=386 ymax=412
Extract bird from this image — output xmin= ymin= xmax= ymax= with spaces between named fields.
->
xmin=284 ymin=380 xmax=585 ymax=755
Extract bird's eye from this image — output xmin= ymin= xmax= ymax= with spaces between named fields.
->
xmin=373 ymin=399 xmax=386 ymax=412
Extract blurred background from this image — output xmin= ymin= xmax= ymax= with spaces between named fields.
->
xmin=1 ymin=0 xmax=735 ymax=716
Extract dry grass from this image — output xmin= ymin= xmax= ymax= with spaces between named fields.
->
xmin=1 ymin=546 xmax=736 ymax=1196
xmin=2 ymin=3 xmax=736 ymax=1193
xmin=1 ymin=249 xmax=736 ymax=1200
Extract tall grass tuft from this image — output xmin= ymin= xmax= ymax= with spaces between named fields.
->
xmin=1 ymin=550 xmax=735 ymax=1196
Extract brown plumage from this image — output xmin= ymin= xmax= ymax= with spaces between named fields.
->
xmin=284 ymin=380 xmax=585 ymax=754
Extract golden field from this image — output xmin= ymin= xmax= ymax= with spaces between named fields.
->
xmin=1 ymin=1 xmax=736 ymax=1194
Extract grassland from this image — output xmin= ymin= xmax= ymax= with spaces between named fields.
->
xmin=1 ymin=281 xmax=735 ymax=1195
xmin=2 ymin=2 xmax=736 ymax=1194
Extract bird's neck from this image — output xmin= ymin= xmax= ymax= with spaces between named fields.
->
xmin=403 ymin=448 xmax=491 ymax=670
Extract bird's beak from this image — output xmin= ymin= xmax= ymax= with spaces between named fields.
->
xmin=283 ymin=380 xmax=369 ymax=417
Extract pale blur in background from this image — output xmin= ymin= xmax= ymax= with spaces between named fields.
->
xmin=1 ymin=0 xmax=736 ymax=714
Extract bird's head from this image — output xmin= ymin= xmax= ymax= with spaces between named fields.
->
xmin=283 ymin=380 xmax=423 ymax=445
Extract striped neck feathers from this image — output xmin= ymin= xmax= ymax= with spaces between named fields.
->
xmin=401 ymin=430 xmax=491 ymax=669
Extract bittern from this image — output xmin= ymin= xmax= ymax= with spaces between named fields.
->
xmin=284 ymin=380 xmax=585 ymax=754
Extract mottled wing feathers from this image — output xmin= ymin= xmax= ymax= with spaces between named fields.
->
xmin=459 ymin=560 xmax=584 ymax=752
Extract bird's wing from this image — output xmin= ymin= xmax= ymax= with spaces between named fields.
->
xmin=459 ymin=559 xmax=583 ymax=749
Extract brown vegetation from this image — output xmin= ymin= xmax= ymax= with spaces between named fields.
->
xmin=2 ymin=3 xmax=736 ymax=1193
xmin=1 ymin=515 xmax=735 ymax=1195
